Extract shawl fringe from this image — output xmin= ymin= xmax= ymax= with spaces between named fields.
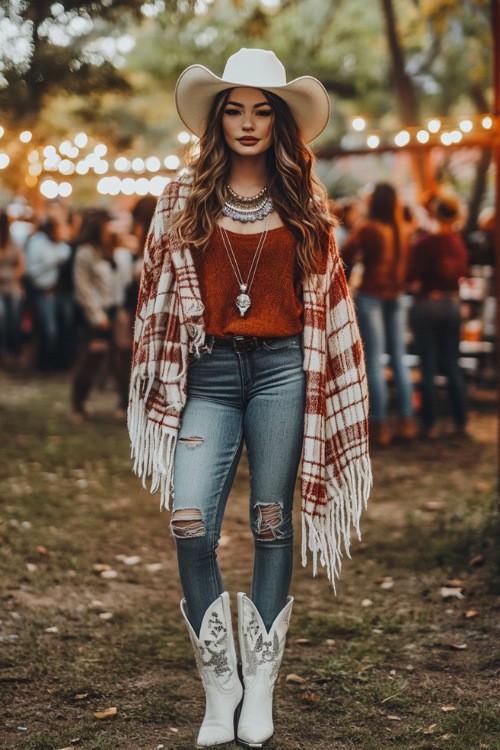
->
xmin=301 ymin=455 xmax=372 ymax=589
xmin=128 ymin=370 xmax=177 ymax=510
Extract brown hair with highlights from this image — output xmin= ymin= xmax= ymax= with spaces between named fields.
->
xmin=171 ymin=89 xmax=336 ymax=278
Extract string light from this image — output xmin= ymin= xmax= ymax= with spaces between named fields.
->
xmin=0 ymin=153 xmax=10 ymax=169
xmin=428 ymin=119 xmax=441 ymax=133
xmin=416 ymin=129 xmax=430 ymax=143
xmin=20 ymin=131 xmax=32 ymax=143
xmin=459 ymin=119 xmax=473 ymax=132
xmin=394 ymin=130 xmax=410 ymax=147
xmin=482 ymin=116 xmax=493 ymax=129
xmin=352 ymin=117 xmax=366 ymax=132
xmin=178 ymin=131 xmax=191 ymax=144
xmin=74 ymin=132 xmax=88 ymax=148
xmin=367 ymin=135 xmax=380 ymax=149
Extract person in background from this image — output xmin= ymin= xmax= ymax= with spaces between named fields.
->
xmin=71 ymin=209 xmax=131 ymax=423
xmin=25 ymin=216 xmax=71 ymax=370
xmin=408 ymin=191 xmax=469 ymax=439
xmin=342 ymin=182 xmax=416 ymax=445
xmin=0 ymin=209 xmax=25 ymax=365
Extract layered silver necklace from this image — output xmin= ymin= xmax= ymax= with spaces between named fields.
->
xmin=219 ymin=212 xmax=270 ymax=317
xmin=222 ymin=185 xmax=273 ymax=223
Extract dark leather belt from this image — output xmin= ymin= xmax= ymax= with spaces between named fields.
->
xmin=209 ymin=335 xmax=263 ymax=352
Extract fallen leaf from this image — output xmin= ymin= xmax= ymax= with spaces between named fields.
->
xmin=115 ymin=555 xmax=141 ymax=565
xmin=449 ymin=643 xmax=467 ymax=650
xmin=45 ymin=626 xmax=59 ymax=633
xmin=294 ymin=638 xmax=311 ymax=645
xmin=441 ymin=734 xmax=456 ymax=740
xmin=324 ymin=639 xmax=335 ymax=646
xmin=469 ymin=554 xmax=485 ymax=567
xmin=93 ymin=564 xmax=112 ymax=572
xmin=286 ymin=673 xmax=306 ymax=684
xmin=387 ymin=715 xmax=402 ymax=721
xmin=465 ymin=610 xmax=479 ymax=619
xmin=445 ymin=578 xmax=464 ymax=588
xmin=441 ymin=705 xmax=456 ymax=712
xmin=72 ymin=693 xmax=89 ymax=701
xmin=98 ymin=612 xmax=113 ymax=620
xmin=300 ymin=692 xmax=320 ymax=703
xmin=169 ymin=727 xmax=179 ymax=734
xmin=100 ymin=570 xmax=118 ymax=579
xmin=94 ymin=707 xmax=117 ymax=720
xmin=423 ymin=501 xmax=444 ymax=511
xmin=423 ymin=724 xmax=437 ymax=735
xmin=361 ymin=598 xmax=373 ymax=607
xmin=380 ymin=581 xmax=394 ymax=590
xmin=440 ymin=587 xmax=465 ymax=600
xmin=474 ymin=480 xmax=492 ymax=492
xmin=146 ymin=563 xmax=163 ymax=573
xmin=37 ymin=545 xmax=48 ymax=555
xmin=26 ymin=563 xmax=37 ymax=572
xmin=374 ymin=576 xmax=393 ymax=584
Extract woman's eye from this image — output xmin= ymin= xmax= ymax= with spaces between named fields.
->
xmin=256 ymin=110 xmax=273 ymax=117
xmin=224 ymin=108 xmax=241 ymax=116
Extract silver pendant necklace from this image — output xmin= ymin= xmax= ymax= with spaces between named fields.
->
xmin=222 ymin=185 xmax=274 ymax=223
xmin=219 ymin=213 xmax=270 ymax=317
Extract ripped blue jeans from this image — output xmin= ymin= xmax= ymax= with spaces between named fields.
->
xmin=171 ymin=334 xmax=305 ymax=635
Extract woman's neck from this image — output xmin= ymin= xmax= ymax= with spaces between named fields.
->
xmin=228 ymin=154 xmax=268 ymax=197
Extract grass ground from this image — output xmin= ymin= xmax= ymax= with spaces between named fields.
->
xmin=1 ymin=370 xmax=499 ymax=750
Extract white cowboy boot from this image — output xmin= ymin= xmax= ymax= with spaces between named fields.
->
xmin=236 ymin=592 xmax=294 ymax=748
xmin=181 ymin=592 xmax=243 ymax=747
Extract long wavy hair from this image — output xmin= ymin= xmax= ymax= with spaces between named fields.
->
xmin=171 ymin=88 xmax=336 ymax=278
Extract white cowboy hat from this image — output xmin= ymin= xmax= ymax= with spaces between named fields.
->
xmin=175 ymin=48 xmax=331 ymax=143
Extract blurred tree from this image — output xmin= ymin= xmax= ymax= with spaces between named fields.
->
xmin=0 ymin=0 xmax=195 ymax=126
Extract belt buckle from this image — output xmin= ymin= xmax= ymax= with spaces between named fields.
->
xmin=232 ymin=336 xmax=258 ymax=352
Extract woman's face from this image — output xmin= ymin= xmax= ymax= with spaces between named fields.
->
xmin=221 ymin=87 xmax=274 ymax=157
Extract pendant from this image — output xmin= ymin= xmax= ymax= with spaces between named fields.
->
xmin=236 ymin=293 xmax=251 ymax=317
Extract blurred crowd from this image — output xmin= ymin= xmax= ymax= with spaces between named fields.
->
xmin=0 ymin=185 xmax=496 ymax=439
xmin=334 ymin=184 xmax=496 ymax=445
xmin=0 ymin=194 xmax=157 ymax=423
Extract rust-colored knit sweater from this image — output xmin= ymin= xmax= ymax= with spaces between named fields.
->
xmin=192 ymin=225 xmax=303 ymax=337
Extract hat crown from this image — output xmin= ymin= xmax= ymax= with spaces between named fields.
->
xmin=222 ymin=48 xmax=287 ymax=88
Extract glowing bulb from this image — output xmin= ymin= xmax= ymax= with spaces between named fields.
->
xmin=76 ymin=160 xmax=90 ymax=175
xmin=43 ymin=145 xmax=57 ymax=158
xmin=29 ymin=163 xmax=42 ymax=176
xmin=58 ymin=182 xmax=72 ymax=198
xmin=40 ymin=179 xmax=59 ymax=199
xmin=59 ymin=159 xmax=75 ymax=175
xmin=94 ymin=160 xmax=109 ymax=175
xmin=108 ymin=177 xmax=121 ymax=196
xmin=132 ymin=158 xmax=145 ymax=173
xmin=178 ymin=131 xmax=191 ymax=144
xmin=0 ymin=126 xmax=4 ymax=138
xmin=0 ymin=153 xmax=10 ymax=169
xmin=115 ymin=157 xmax=131 ymax=172
xmin=482 ymin=116 xmax=493 ymax=129
xmin=352 ymin=117 xmax=366 ymax=132
xmin=367 ymin=135 xmax=380 ymax=149
xmin=427 ymin=119 xmax=441 ymax=133
xmin=20 ymin=130 xmax=32 ymax=143
xmin=145 ymin=156 xmax=161 ymax=172
xmin=451 ymin=130 xmax=462 ymax=143
xmin=150 ymin=176 xmax=169 ymax=196
xmin=459 ymin=119 xmax=473 ymax=133
xmin=97 ymin=177 xmax=110 ymax=195
xmin=28 ymin=150 xmax=39 ymax=163
xmin=440 ymin=132 xmax=453 ymax=146
xmin=416 ymin=130 xmax=430 ymax=143
xmin=74 ymin=132 xmax=88 ymax=148
xmin=121 ymin=177 xmax=136 ymax=195
xmin=164 ymin=155 xmax=180 ymax=170
xmin=394 ymin=130 xmax=410 ymax=147
xmin=59 ymin=140 xmax=73 ymax=155
xmin=94 ymin=143 xmax=107 ymax=157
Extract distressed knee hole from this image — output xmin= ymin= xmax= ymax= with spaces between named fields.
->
xmin=256 ymin=503 xmax=283 ymax=541
xmin=171 ymin=509 xmax=205 ymax=538
xmin=178 ymin=436 xmax=205 ymax=447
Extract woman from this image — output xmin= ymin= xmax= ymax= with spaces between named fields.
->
xmin=408 ymin=192 xmax=469 ymax=438
xmin=72 ymin=209 xmax=131 ymax=422
xmin=129 ymin=48 xmax=371 ymax=748
xmin=0 ymin=209 xmax=24 ymax=364
xmin=342 ymin=183 xmax=416 ymax=445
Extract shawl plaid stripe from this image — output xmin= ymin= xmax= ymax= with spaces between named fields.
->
xmin=128 ymin=179 xmax=372 ymax=587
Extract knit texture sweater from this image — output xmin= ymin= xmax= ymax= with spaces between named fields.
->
xmin=193 ymin=224 xmax=303 ymax=337
xmin=128 ymin=177 xmax=372 ymax=587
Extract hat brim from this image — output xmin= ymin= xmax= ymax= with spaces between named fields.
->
xmin=175 ymin=64 xmax=331 ymax=143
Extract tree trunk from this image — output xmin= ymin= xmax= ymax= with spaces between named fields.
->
xmin=378 ymin=0 xmax=430 ymax=192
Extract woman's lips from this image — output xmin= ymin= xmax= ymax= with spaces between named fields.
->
xmin=237 ymin=137 xmax=259 ymax=145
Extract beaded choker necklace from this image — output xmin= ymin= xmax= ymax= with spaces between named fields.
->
xmin=222 ymin=185 xmax=273 ymax=223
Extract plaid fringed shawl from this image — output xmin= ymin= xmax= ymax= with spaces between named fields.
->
xmin=128 ymin=178 xmax=372 ymax=587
